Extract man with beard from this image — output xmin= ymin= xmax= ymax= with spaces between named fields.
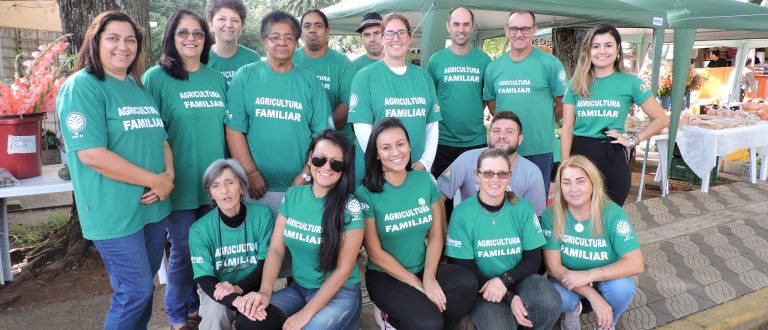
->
xmin=427 ymin=7 xmax=492 ymax=186
xmin=438 ymin=111 xmax=546 ymax=221
xmin=294 ymin=9 xmax=356 ymax=145
xmin=350 ymin=12 xmax=384 ymax=71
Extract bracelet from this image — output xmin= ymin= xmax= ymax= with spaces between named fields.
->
xmin=628 ymin=134 xmax=638 ymax=149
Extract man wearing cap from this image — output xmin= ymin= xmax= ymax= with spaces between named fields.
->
xmin=427 ymin=7 xmax=491 ymax=189
xmin=294 ymin=8 xmax=357 ymax=145
xmin=351 ymin=12 xmax=384 ymax=71
xmin=483 ymin=9 xmax=567 ymax=198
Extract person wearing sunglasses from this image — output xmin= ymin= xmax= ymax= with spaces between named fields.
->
xmin=348 ymin=13 xmax=442 ymax=185
xmin=483 ymin=9 xmax=567 ymax=201
xmin=356 ymin=118 xmax=477 ymax=329
xmin=189 ymin=159 xmax=274 ymax=330
xmin=542 ymin=156 xmax=644 ymax=330
xmin=445 ymin=148 xmax=561 ymax=330
xmin=225 ymin=9 xmax=332 ymax=215
xmin=236 ymin=129 xmax=364 ymax=330
xmin=205 ymin=0 xmax=261 ymax=86
xmin=141 ymin=9 xmax=226 ymax=330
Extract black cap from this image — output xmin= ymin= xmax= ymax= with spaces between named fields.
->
xmin=356 ymin=12 xmax=383 ymax=33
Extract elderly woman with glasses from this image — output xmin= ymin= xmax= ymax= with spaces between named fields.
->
xmin=446 ymin=148 xmax=561 ymax=330
xmin=236 ymin=129 xmax=364 ymax=330
xmin=188 ymin=159 xmax=274 ymax=330
xmin=348 ymin=13 xmax=441 ymax=184
xmin=141 ymin=10 xmax=228 ymax=328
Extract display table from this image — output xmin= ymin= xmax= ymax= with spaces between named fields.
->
xmin=0 ymin=165 xmax=72 ymax=284
xmin=639 ymin=123 xmax=768 ymax=198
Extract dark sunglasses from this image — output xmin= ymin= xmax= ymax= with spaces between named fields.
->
xmin=175 ymin=29 xmax=206 ymax=40
xmin=478 ymin=170 xmax=511 ymax=179
xmin=311 ymin=155 xmax=345 ymax=172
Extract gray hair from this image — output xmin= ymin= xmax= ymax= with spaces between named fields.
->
xmin=202 ymin=159 xmax=249 ymax=203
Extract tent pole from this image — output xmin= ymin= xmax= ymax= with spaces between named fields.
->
xmin=727 ymin=41 xmax=747 ymax=104
xmin=667 ymin=28 xmax=696 ymax=180
xmin=419 ymin=6 xmax=449 ymax=68
xmin=651 ymin=27 xmax=665 ymax=94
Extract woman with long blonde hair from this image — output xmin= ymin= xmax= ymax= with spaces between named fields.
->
xmin=542 ymin=156 xmax=644 ymax=330
xmin=560 ymin=23 xmax=667 ymax=206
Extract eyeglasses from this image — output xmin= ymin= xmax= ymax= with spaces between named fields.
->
xmin=507 ymin=26 xmax=533 ymax=35
xmin=266 ymin=35 xmax=297 ymax=44
xmin=311 ymin=155 xmax=345 ymax=172
xmin=175 ymin=29 xmax=206 ymax=40
xmin=478 ymin=170 xmax=511 ymax=179
xmin=383 ymin=29 xmax=409 ymax=40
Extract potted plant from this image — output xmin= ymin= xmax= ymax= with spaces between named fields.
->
xmin=0 ymin=35 xmax=72 ymax=179
xmin=653 ymin=64 xmax=709 ymax=110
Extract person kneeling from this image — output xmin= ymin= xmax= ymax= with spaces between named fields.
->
xmin=446 ymin=148 xmax=561 ymax=330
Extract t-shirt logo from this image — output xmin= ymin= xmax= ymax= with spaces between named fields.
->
xmin=346 ymin=199 xmax=362 ymax=217
xmin=433 ymin=104 xmax=441 ymax=113
xmin=66 ymin=112 xmax=86 ymax=136
xmin=558 ymin=70 xmax=567 ymax=84
xmin=640 ymin=82 xmax=650 ymax=93
xmin=418 ymin=198 xmax=426 ymax=206
xmin=349 ymin=93 xmax=359 ymax=112
xmin=616 ymin=219 xmax=633 ymax=240
xmin=532 ymin=214 xmax=542 ymax=233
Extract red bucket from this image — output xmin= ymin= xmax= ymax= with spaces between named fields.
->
xmin=0 ymin=113 xmax=45 ymax=179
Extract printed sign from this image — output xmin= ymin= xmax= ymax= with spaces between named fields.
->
xmin=7 ymin=135 xmax=36 ymax=154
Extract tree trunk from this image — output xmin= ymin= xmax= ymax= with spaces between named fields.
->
xmin=58 ymin=0 xmax=151 ymax=72
xmin=552 ymin=27 xmax=589 ymax=79
xmin=13 ymin=0 xmax=151 ymax=281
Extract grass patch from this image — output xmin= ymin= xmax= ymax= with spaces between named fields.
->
xmin=10 ymin=212 xmax=70 ymax=247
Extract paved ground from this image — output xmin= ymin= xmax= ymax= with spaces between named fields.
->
xmin=4 ymin=178 xmax=768 ymax=329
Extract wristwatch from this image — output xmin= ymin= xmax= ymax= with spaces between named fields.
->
xmin=301 ymin=172 xmax=312 ymax=182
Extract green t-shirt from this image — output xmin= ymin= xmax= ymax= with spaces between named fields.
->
xmin=142 ymin=65 xmax=228 ymax=211
xmin=427 ymin=48 xmax=491 ymax=147
xmin=189 ymin=203 xmax=274 ymax=284
xmin=348 ymin=61 xmax=442 ymax=162
xmin=483 ymin=49 xmax=567 ymax=156
xmin=293 ymin=48 xmax=356 ymax=144
xmin=278 ymin=185 xmax=364 ymax=289
xmin=225 ymin=61 xmax=333 ymax=192
xmin=207 ymin=45 xmax=261 ymax=86
xmin=56 ymin=70 xmax=171 ymax=240
xmin=541 ymin=203 xmax=640 ymax=271
xmin=563 ymin=72 xmax=652 ymax=138
xmin=355 ymin=171 xmax=441 ymax=273
xmin=350 ymin=55 xmax=379 ymax=72
xmin=445 ymin=196 xmax=545 ymax=278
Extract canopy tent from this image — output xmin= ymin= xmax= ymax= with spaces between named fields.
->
xmin=620 ymin=0 xmax=768 ymax=175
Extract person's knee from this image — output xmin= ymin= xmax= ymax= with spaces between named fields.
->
xmin=520 ymin=275 xmax=562 ymax=312
xmin=600 ymin=277 xmax=637 ymax=304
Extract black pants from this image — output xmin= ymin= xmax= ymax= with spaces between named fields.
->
xmin=366 ymin=264 xmax=478 ymax=330
xmin=571 ymin=136 xmax=631 ymax=206
xmin=432 ymin=143 xmax=487 ymax=222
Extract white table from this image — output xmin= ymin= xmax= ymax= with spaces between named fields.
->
xmin=0 ymin=165 xmax=72 ymax=284
xmin=637 ymin=123 xmax=768 ymax=200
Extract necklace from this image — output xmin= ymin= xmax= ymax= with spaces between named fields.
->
xmin=478 ymin=196 xmax=504 ymax=225
xmin=569 ymin=208 xmax=590 ymax=233
xmin=574 ymin=222 xmax=585 ymax=233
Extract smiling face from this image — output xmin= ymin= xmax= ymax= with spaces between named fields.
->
xmin=309 ymin=139 xmax=345 ymax=191
xmin=99 ymin=21 xmax=138 ymax=79
xmin=360 ymin=25 xmax=383 ymax=57
xmin=489 ymin=119 xmax=522 ymax=155
xmin=376 ymin=127 xmax=411 ymax=173
xmin=475 ymin=156 xmax=511 ymax=201
xmin=505 ymin=12 xmax=536 ymax=53
xmin=265 ymin=22 xmax=297 ymax=62
xmin=175 ymin=16 xmax=205 ymax=63
xmin=560 ymin=166 xmax=593 ymax=210
xmin=209 ymin=7 xmax=243 ymax=43
xmin=301 ymin=12 xmax=329 ymax=52
xmin=447 ymin=8 xmax=473 ymax=47
xmin=209 ymin=168 xmax=244 ymax=211
xmin=590 ymin=32 xmax=619 ymax=73
xmin=382 ymin=18 xmax=411 ymax=62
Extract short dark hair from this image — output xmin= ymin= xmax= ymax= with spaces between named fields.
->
xmin=746 ymin=58 xmax=753 ymax=66
xmin=712 ymin=50 xmax=721 ymax=58
xmin=490 ymin=111 xmax=523 ymax=132
xmin=159 ymin=10 xmax=213 ymax=80
xmin=261 ymin=10 xmax=301 ymax=40
xmin=448 ymin=7 xmax=475 ymax=24
xmin=205 ymin=0 xmax=247 ymax=22
xmin=301 ymin=8 xmax=328 ymax=28
xmin=508 ymin=9 xmax=536 ymax=25
xmin=74 ymin=11 xmax=145 ymax=85
xmin=363 ymin=118 xmax=412 ymax=193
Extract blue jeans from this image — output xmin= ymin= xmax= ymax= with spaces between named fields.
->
xmin=470 ymin=274 xmax=561 ymax=330
xmin=548 ymin=276 xmax=637 ymax=328
xmin=270 ymin=282 xmax=362 ymax=330
xmin=523 ymin=152 xmax=554 ymax=198
xmin=165 ymin=206 xmax=210 ymax=325
xmin=93 ymin=218 xmax=167 ymax=330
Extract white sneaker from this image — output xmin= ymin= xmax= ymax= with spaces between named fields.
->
xmin=561 ymin=302 xmax=582 ymax=330
xmin=373 ymin=305 xmax=397 ymax=330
